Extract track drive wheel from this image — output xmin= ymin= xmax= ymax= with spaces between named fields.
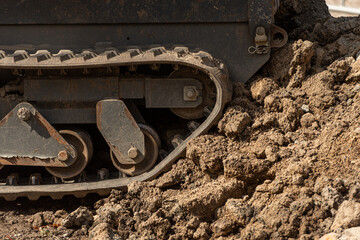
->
xmin=46 ymin=129 xmax=93 ymax=179
xmin=110 ymin=124 xmax=160 ymax=176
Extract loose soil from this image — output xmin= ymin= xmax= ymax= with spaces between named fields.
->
xmin=1 ymin=1 xmax=360 ymax=239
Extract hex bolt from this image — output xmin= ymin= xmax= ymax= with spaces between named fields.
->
xmin=17 ymin=107 xmax=31 ymax=121
xmin=256 ymin=26 xmax=266 ymax=35
xmin=183 ymin=86 xmax=198 ymax=101
xmin=186 ymin=89 xmax=196 ymax=98
xmin=57 ymin=150 xmax=69 ymax=161
xmin=128 ymin=147 xmax=139 ymax=159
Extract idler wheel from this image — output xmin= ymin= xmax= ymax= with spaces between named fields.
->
xmin=169 ymin=68 xmax=216 ymax=119
xmin=110 ymin=124 xmax=160 ymax=176
xmin=46 ymin=129 xmax=92 ymax=179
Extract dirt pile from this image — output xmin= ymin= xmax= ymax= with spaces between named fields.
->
xmin=2 ymin=1 xmax=360 ymax=239
xmin=75 ymin=3 xmax=359 ymax=239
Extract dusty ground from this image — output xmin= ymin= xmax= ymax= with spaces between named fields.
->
xmin=2 ymin=1 xmax=360 ymax=239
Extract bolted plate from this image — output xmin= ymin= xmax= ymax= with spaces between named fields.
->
xmin=0 ymin=102 xmax=76 ymax=167
xmin=96 ymin=99 xmax=145 ymax=165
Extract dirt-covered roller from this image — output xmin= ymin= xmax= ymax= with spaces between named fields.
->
xmin=0 ymin=0 xmax=287 ymax=200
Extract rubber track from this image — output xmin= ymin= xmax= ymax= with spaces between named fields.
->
xmin=0 ymin=47 xmax=232 ymax=201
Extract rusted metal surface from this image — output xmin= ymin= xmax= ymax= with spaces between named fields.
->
xmin=96 ymin=100 xmax=146 ymax=165
xmin=0 ymin=102 xmax=76 ymax=167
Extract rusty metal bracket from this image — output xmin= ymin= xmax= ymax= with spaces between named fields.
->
xmin=96 ymin=99 xmax=145 ymax=165
xmin=0 ymin=102 xmax=76 ymax=167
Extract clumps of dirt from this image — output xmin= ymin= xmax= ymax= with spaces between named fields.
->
xmin=3 ymin=1 xmax=360 ymax=239
xmin=59 ymin=1 xmax=360 ymax=239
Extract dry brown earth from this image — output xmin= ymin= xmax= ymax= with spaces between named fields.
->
xmin=1 ymin=1 xmax=360 ymax=239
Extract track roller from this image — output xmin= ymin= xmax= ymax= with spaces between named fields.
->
xmin=110 ymin=124 xmax=160 ymax=176
xmin=46 ymin=129 xmax=93 ymax=179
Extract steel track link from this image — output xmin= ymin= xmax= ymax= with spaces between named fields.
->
xmin=0 ymin=47 xmax=232 ymax=201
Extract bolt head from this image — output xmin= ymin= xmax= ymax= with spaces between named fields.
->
xmin=58 ymin=150 xmax=69 ymax=161
xmin=17 ymin=107 xmax=31 ymax=121
xmin=186 ymin=89 xmax=196 ymax=98
xmin=128 ymin=147 xmax=139 ymax=159
xmin=256 ymin=26 xmax=266 ymax=35
xmin=184 ymin=86 xmax=198 ymax=101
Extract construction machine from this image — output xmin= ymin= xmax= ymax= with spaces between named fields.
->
xmin=0 ymin=0 xmax=287 ymax=200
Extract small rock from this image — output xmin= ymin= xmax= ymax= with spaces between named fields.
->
xmin=218 ymin=110 xmax=252 ymax=138
xmin=250 ymin=77 xmax=279 ymax=103
xmin=301 ymin=104 xmax=310 ymax=113
xmin=331 ymin=200 xmax=360 ymax=230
